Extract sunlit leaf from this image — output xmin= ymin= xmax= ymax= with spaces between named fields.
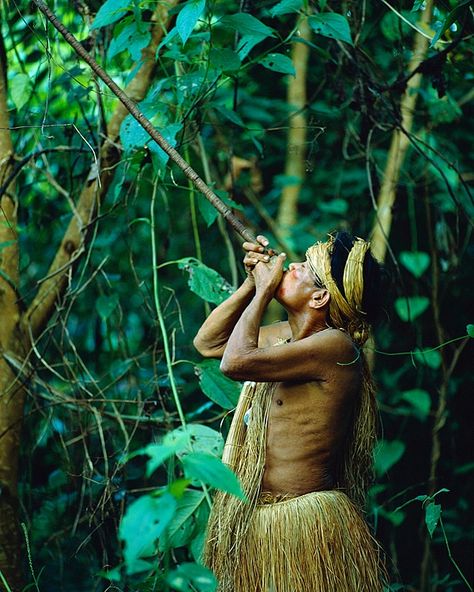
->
xmin=467 ymin=324 xmax=474 ymax=338
xmin=412 ymin=348 xmax=442 ymax=369
xmin=176 ymin=0 xmax=206 ymax=45
xmin=119 ymin=493 xmax=177 ymax=574
xmin=181 ymin=452 xmax=246 ymax=499
xmin=162 ymin=490 xmax=206 ymax=550
xmin=308 ymin=13 xmax=353 ymax=46
xmin=91 ymin=0 xmax=131 ymax=29
xmin=11 ymin=73 xmax=32 ymax=111
xmin=399 ymin=251 xmax=430 ymax=278
xmin=394 ymin=296 xmax=430 ymax=322
xmin=220 ymin=13 xmax=276 ymax=58
xmin=178 ymin=258 xmax=234 ymax=304
xmin=196 ymin=360 xmax=241 ymax=409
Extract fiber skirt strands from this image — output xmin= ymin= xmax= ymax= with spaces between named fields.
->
xmin=211 ymin=489 xmax=385 ymax=592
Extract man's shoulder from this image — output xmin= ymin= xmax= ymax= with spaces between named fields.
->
xmin=306 ymin=328 xmax=359 ymax=365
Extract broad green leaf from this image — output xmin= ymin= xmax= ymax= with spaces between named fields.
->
xmin=467 ymin=324 xmax=474 ymax=338
xmin=166 ymin=562 xmax=217 ymax=592
xmin=169 ymin=424 xmax=224 ymax=457
xmin=394 ymin=296 xmax=430 ymax=322
xmin=269 ymin=0 xmax=303 ymax=17
xmin=308 ymin=13 xmax=353 ymax=46
xmin=96 ymin=294 xmax=119 ymax=320
xmin=109 ymin=20 xmax=151 ymax=61
xmin=400 ymin=389 xmax=431 ymax=421
xmin=11 ymin=73 xmax=32 ymax=111
xmin=424 ymin=502 xmax=441 ymax=537
xmin=162 ymin=490 xmax=206 ymax=550
xmin=209 ymin=48 xmax=241 ymax=72
xmin=177 ymin=258 xmax=234 ymax=304
xmin=400 ymin=251 xmax=430 ymax=278
xmin=196 ymin=359 xmax=241 ymax=410
xmin=149 ymin=123 xmax=182 ymax=173
xmin=119 ymin=493 xmax=177 ymax=574
xmin=212 ymin=104 xmax=245 ymax=128
xmin=220 ymin=13 xmax=275 ymax=58
xmin=176 ymin=0 xmax=206 ymax=45
xmin=412 ymin=349 xmax=442 ymax=369
xmin=181 ymin=452 xmax=246 ymax=499
xmin=91 ymin=0 xmax=131 ymax=29
xmin=142 ymin=433 xmax=189 ymax=477
xmin=197 ymin=195 xmax=219 ymax=227
xmin=374 ymin=440 xmax=405 ymax=476
xmin=259 ymin=53 xmax=295 ymax=76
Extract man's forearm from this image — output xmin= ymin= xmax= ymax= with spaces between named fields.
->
xmin=193 ymin=277 xmax=256 ymax=357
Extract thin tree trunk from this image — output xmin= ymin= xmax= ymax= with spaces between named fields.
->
xmin=277 ymin=16 xmax=311 ymax=242
xmin=0 ymin=4 xmax=179 ymax=588
xmin=370 ymin=0 xmax=434 ymax=262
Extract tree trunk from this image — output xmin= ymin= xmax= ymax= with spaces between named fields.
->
xmin=276 ymin=16 xmax=311 ymax=244
xmin=370 ymin=1 xmax=434 ymax=262
xmin=0 ymin=4 xmax=179 ymax=588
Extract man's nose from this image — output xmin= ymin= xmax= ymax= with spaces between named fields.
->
xmin=288 ymin=262 xmax=302 ymax=271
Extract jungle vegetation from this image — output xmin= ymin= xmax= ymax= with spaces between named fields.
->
xmin=0 ymin=0 xmax=473 ymax=590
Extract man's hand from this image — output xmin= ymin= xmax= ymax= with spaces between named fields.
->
xmin=253 ymin=253 xmax=287 ymax=297
xmin=243 ymin=235 xmax=277 ymax=280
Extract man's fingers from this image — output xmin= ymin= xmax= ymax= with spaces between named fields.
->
xmin=256 ymin=235 xmax=269 ymax=247
xmin=242 ymin=241 xmax=264 ymax=253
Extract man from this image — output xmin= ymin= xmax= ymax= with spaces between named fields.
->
xmin=193 ymin=231 xmax=386 ymax=592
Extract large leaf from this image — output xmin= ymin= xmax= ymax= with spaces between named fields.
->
xmin=196 ymin=359 xmax=241 ymax=410
xmin=166 ymin=562 xmax=217 ymax=592
xmin=259 ymin=53 xmax=295 ymax=76
xmin=11 ymin=73 xmax=32 ymax=111
xmin=108 ymin=20 xmax=151 ymax=61
xmin=374 ymin=440 xmax=406 ymax=476
xmin=400 ymin=389 xmax=431 ymax=421
xmin=119 ymin=493 xmax=177 ymax=574
xmin=399 ymin=251 xmax=430 ymax=278
xmin=181 ymin=452 xmax=246 ymax=499
xmin=91 ymin=0 xmax=131 ymax=29
xmin=220 ymin=13 xmax=276 ymax=58
xmin=168 ymin=424 xmax=224 ymax=457
xmin=308 ymin=13 xmax=353 ymax=46
xmin=177 ymin=258 xmax=234 ymax=304
xmin=162 ymin=490 xmax=206 ymax=550
xmin=176 ymin=0 xmax=206 ymax=45
xmin=209 ymin=48 xmax=241 ymax=72
xmin=430 ymin=0 xmax=473 ymax=47
xmin=394 ymin=296 xmax=430 ymax=322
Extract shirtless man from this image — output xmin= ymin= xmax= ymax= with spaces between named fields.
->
xmin=194 ymin=232 xmax=386 ymax=592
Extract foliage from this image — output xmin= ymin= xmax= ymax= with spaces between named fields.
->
xmin=1 ymin=0 xmax=473 ymax=590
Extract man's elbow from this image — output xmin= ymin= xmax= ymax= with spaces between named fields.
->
xmin=193 ymin=336 xmax=222 ymax=359
xmin=220 ymin=355 xmax=247 ymax=380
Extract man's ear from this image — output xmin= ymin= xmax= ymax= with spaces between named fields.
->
xmin=308 ymin=289 xmax=330 ymax=310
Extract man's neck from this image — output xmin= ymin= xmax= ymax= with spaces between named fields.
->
xmin=287 ymin=312 xmax=329 ymax=341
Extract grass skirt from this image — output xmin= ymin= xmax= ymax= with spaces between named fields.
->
xmin=210 ymin=489 xmax=385 ymax=592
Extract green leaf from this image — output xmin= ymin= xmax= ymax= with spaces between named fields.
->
xmin=171 ymin=424 xmax=224 ymax=457
xmin=308 ymin=13 xmax=353 ymax=46
xmin=91 ymin=0 xmax=131 ymax=29
xmin=318 ymin=198 xmax=348 ymax=215
xmin=212 ymin=104 xmax=245 ymax=128
xmin=400 ymin=389 xmax=431 ymax=421
xmin=374 ymin=440 xmax=406 ymax=476
xmin=11 ymin=73 xmax=32 ymax=111
xmin=162 ymin=490 xmax=206 ymax=550
xmin=467 ymin=324 xmax=474 ymax=338
xmin=394 ymin=296 xmax=430 ymax=322
xmin=196 ymin=359 xmax=241 ymax=409
xmin=424 ymin=502 xmax=441 ymax=537
xmin=259 ymin=53 xmax=295 ymax=76
xmin=177 ymin=258 xmax=234 ymax=304
xmin=412 ymin=349 xmax=442 ymax=369
xmin=109 ymin=20 xmax=151 ymax=61
xmin=269 ymin=0 xmax=303 ymax=17
xmin=220 ymin=13 xmax=275 ymax=58
xmin=181 ymin=452 xmax=246 ymax=499
xmin=119 ymin=493 xmax=177 ymax=574
xmin=149 ymin=123 xmax=182 ymax=173
xmin=209 ymin=48 xmax=241 ymax=72
xmin=166 ymin=562 xmax=217 ymax=592
xmin=176 ymin=0 xmax=206 ymax=45
xmin=430 ymin=0 xmax=473 ymax=47
xmin=399 ymin=251 xmax=430 ymax=278
xmin=141 ymin=436 xmax=188 ymax=477
xmin=96 ymin=294 xmax=120 ymax=320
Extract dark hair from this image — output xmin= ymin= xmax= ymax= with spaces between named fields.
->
xmin=330 ymin=231 xmax=385 ymax=326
